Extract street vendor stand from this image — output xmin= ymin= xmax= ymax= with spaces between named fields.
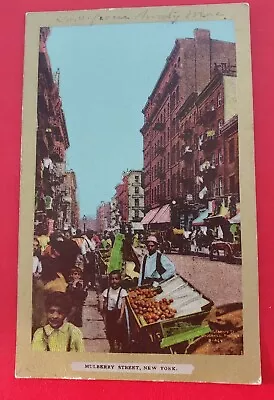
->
xmin=126 ymin=274 xmax=214 ymax=353
xmin=206 ymin=213 xmax=242 ymax=264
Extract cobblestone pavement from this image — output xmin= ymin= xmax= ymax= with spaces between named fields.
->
xmin=168 ymin=253 xmax=242 ymax=306
xmin=82 ymin=289 xmax=109 ymax=353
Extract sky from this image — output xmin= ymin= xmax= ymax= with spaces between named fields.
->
xmin=46 ymin=20 xmax=235 ymax=219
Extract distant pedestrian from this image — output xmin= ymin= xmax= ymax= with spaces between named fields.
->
xmin=67 ymin=267 xmax=87 ymax=327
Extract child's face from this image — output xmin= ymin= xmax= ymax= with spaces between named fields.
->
xmin=110 ymin=273 xmax=121 ymax=289
xmin=33 ymin=239 xmax=39 ymax=255
xmin=47 ymin=306 xmax=66 ymax=329
xmin=72 ymin=270 xmax=81 ymax=281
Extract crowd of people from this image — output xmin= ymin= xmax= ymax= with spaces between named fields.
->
xmin=31 ymin=227 xmax=178 ymax=353
xmin=32 ymin=228 xmax=113 ymax=350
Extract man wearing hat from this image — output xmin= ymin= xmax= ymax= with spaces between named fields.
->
xmin=138 ymin=235 xmax=176 ymax=286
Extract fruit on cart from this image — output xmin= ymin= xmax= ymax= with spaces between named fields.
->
xmin=128 ymin=287 xmax=176 ymax=324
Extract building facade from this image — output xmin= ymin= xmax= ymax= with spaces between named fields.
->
xmin=140 ymin=29 xmax=238 ymax=229
xmin=115 ymin=175 xmax=129 ymax=225
xmin=35 ymin=27 xmax=70 ymax=235
xmin=110 ymin=195 xmax=121 ymax=232
xmin=127 ymin=170 xmax=145 ymax=226
xmin=63 ymin=170 xmax=80 ymax=230
xmin=96 ymin=202 xmax=111 ymax=233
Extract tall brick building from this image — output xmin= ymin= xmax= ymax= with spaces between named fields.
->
xmin=35 ymin=28 xmax=70 ymax=235
xmin=141 ymin=29 xmax=238 ymax=229
xmin=63 ymin=170 xmax=80 ymax=230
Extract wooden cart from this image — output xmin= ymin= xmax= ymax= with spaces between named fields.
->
xmin=126 ymin=275 xmax=214 ymax=354
xmin=209 ymin=241 xmax=242 ymax=264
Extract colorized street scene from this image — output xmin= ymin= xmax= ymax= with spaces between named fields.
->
xmin=32 ymin=21 xmax=243 ymax=355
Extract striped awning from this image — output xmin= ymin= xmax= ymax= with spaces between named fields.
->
xmin=141 ymin=207 xmax=161 ymax=225
xmin=150 ymin=204 xmax=171 ymax=224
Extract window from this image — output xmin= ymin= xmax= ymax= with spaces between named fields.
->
xmin=167 ymin=127 xmax=170 ymax=142
xmin=134 ymin=198 xmax=139 ymax=207
xmin=135 ymin=186 xmax=139 ymax=194
xmin=219 ymin=177 xmax=224 ymax=196
xmin=167 ymin=103 xmax=170 ymax=116
xmin=218 ymin=149 xmax=223 ymax=165
xmin=134 ymin=210 xmax=139 ymax=219
xmin=167 ymin=152 xmax=170 ymax=168
xmin=229 ymin=175 xmax=236 ymax=193
xmin=218 ymin=119 xmax=224 ymax=135
xmin=151 ymin=189 xmax=154 ymax=203
xmin=229 ymin=139 xmax=235 ymax=163
xmin=212 ymin=180 xmax=217 ymax=197
xmin=177 ymin=57 xmax=181 ymax=66
xmin=217 ymin=92 xmax=222 ymax=107
xmin=134 ymin=175 xmax=139 ymax=183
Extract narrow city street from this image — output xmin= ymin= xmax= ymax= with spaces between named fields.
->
xmin=82 ymin=289 xmax=109 ymax=353
xmin=81 ymin=253 xmax=242 ymax=352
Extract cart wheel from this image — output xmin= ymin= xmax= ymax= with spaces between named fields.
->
xmin=210 ymin=248 xmax=218 ymax=261
xmin=224 ymin=248 xmax=232 ymax=263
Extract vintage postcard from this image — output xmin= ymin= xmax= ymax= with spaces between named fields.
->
xmin=16 ymin=3 xmax=261 ymax=383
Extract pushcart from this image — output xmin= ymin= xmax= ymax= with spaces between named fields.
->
xmin=126 ymin=274 xmax=214 ymax=353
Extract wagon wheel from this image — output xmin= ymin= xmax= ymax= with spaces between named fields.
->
xmin=224 ymin=246 xmax=232 ymax=263
xmin=210 ymin=247 xmax=218 ymax=261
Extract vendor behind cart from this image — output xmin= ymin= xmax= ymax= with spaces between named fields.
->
xmin=138 ymin=236 xmax=176 ymax=286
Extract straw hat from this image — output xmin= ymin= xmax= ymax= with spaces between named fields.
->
xmin=146 ymin=235 xmax=159 ymax=245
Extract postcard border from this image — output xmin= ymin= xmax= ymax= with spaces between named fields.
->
xmin=16 ymin=3 xmax=261 ymax=384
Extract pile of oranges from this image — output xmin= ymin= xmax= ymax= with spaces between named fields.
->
xmin=128 ymin=287 xmax=176 ymax=324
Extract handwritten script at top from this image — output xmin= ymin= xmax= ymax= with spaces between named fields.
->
xmin=54 ymin=9 xmax=226 ymax=25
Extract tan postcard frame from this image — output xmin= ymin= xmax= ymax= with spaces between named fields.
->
xmin=16 ymin=3 xmax=260 ymax=383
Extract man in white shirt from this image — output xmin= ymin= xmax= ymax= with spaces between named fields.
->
xmin=138 ymin=236 xmax=176 ymax=286
xmin=82 ymin=230 xmax=97 ymax=289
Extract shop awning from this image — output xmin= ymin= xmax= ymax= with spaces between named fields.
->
xmin=141 ymin=207 xmax=161 ymax=225
xmin=229 ymin=212 xmax=241 ymax=224
xmin=150 ymin=204 xmax=171 ymax=224
xmin=192 ymin=209 xmax=209 ymax=226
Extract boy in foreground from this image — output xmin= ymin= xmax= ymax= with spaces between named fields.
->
xmin=32 ymin=291 xmax=85 ymax=352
